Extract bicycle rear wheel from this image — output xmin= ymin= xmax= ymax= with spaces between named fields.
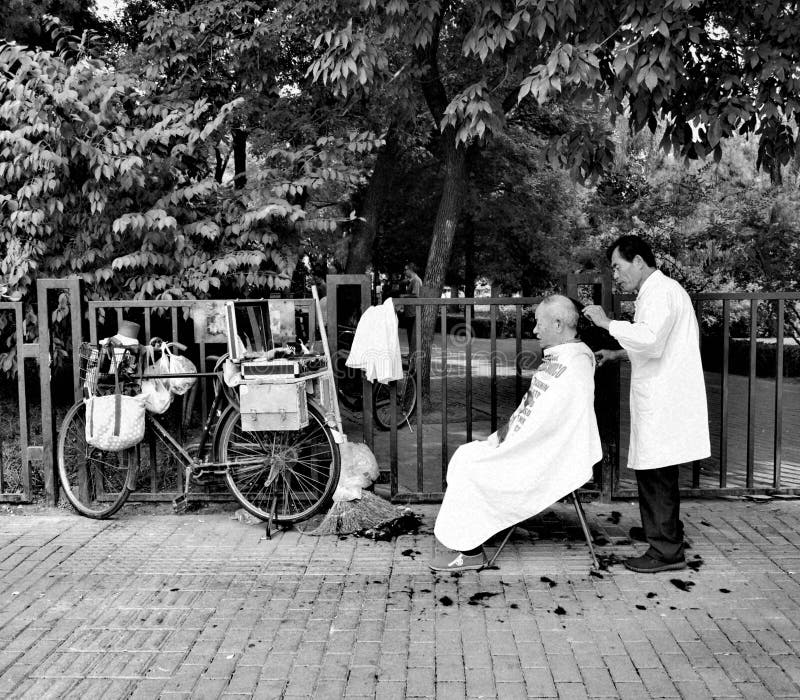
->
xmin=216 ymin=402 xmax=340 ymax=524
xmin=373 ymin=370 xmax=417 ymax=430
xmin=57 ymin=401 xmax=136 ymax=518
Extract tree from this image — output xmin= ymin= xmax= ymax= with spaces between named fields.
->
xmin=309 ymin=0 xmax=800 ymax=400
xmin=0 ymin=27 xmax=308 ymax=377
xmin=0 ymin=0 xmax=108 ymax=49
xmin=0 ymin=13 xmax=386 ymax=376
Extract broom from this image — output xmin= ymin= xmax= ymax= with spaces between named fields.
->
xmin=306 ymin=441 xmax=402 ymax=535
xmin=305 ymin=286 xmax=404 ymax=536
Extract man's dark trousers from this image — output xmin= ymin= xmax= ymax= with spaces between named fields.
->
xmin=635 ymin=465 xmax=684 ymax=562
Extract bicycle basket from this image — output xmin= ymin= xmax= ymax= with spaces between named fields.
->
xmin=80 ymin=342 xmax=141 ymax=399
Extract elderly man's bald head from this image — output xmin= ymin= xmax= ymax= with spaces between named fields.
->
xmin=534 ymin=294 xmax=580 ymax=349
xmin=538 ymin=295 xmax=579 ymax=330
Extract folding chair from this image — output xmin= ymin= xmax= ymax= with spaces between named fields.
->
xmin=485 ymin=491 xmax=600 ymax=570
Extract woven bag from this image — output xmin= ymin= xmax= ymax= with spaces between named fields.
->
xmin=85 ymin=393 xmax=146 ymax=451
xmin=85 ymin=354 xmax=146 ymax=451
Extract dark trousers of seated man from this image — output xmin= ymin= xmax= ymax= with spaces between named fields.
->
xmin=636 ymin=465 xmax=684 ymax=563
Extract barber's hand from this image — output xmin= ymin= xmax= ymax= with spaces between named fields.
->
xmin=582 ymin=304 xmax=611 ymax=330
xmin=594 ymin=349 xmax=621 ymax=367
xmin=494 ymin=424 xmax=509 ymax=445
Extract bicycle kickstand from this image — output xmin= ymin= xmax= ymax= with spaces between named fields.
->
xmin=172 ymin=465 xmax=194 ymax=514
xmin=261 ymin=496 xmax=278 ymax=541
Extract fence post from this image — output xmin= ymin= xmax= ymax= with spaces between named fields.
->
xmin=37 ymin=277 xmax=84 ymax=505
xmin=326 ymin=274 xmax=373 ymax=446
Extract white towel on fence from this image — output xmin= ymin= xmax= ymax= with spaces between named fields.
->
xmin=346 ymin=299 xmax=404 ymax=384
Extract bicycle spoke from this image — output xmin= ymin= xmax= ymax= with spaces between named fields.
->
xmin=58 ymin=402 xmax=132 ymax=518
xmin=220 ymin=404 xmax=340 ymax=523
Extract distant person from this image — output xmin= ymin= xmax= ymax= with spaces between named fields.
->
xmin=583 ymin=234 xmax=710 ymax=573
xmin=402 ymin=263 xmax=423 ymax=350
xmin=430 ymin=295 xmax=601 ymax=572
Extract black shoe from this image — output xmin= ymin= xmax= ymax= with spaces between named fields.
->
xmin=624 ymin=553 xmax=687 ymax=573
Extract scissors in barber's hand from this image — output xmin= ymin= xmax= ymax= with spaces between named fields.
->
xmin=582 ymin=304 xmax=611 ymax=330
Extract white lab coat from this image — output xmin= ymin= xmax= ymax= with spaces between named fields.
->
xmin=345 ymin=298 xmax=404 ymax=384
xmin=608 ymin=270 xmax=710 ymax=470
xmin=434 ymin=341 xmax=602 ymax=552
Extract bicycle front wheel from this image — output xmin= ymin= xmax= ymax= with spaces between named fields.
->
xmin=216 ymin=403 xmax=340 ymax=524
xmin=373 ymin=371 xmax=417 ymax=430
xmin=57 ymin=401 xmax=136 ymax=518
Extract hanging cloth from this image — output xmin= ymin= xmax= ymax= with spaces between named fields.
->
xmin=346 ymin=298 xmax=404 ymax=384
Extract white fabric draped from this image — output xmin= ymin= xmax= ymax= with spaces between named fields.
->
xmin=434 ymin=341 xmax=602 ymax=552
xmin=345 ymin=298 xmax=404 ymax=384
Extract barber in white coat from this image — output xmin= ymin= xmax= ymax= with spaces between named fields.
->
xmin=583 ymin=235 xmax=710 ymax=573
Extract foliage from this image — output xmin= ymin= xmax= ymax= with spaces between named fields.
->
xmin=310 ymin=0 xmax=800 ymax=180
xmin=576 ymin=125 xmax=800 ymax=342
xmin=0 ymin=0 xmax=108 ymax=50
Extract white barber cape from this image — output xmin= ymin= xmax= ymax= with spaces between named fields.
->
xmin=434 ymin=341 xmax=602 ymax=552
xmin=346 ymin=298 xmax=404 ymax=384
xmin=608 ymin=270 xmax=710 ymax=470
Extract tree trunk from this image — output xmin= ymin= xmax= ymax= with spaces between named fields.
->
xmin=770 ymin=161 xmax=783 ymax=186
xmin=345 ymin=129 xmax=399 ymax=274
xmin=415 ymin=134 xmax=468 ymax=409
xmin=232 ymin=128 xmax=247 ymax=190
xmin=214 ymin=147 xmax=225 ymax=184
xmin=464 ymin=215 xmax=476 ymax=299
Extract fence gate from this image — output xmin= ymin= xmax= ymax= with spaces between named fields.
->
xmin=0 ymin=299 xmax=30 ymax=503
xmin=0 ymin=278 xmax=83 ymax=505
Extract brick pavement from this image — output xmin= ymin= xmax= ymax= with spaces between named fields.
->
xmin=1 ymin=498 xmax=800 ymax=699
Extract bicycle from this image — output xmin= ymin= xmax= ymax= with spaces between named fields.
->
xmin=335 ymin=328 xmax=417 ymax=430
xmin=57 ymin=340 xmax=341 ymax=525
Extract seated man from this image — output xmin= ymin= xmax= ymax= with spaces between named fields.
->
xmin=430 ymin=294 xmax=602 ymax=572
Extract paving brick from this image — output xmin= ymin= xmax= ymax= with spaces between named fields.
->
xmin=405 ymin=665 xmax=435 ymax=697
xmin=435 ymin=681 xmax=466 ymax=700
xmin=637 ymin=666 xmax=680 ymax=697
xmin=734 ymin=682 xmax=772 ymax=699
xmin=521 ymin=666 xmax=556 ymax=697
xmin=601 ymin=654 xmax=640 ymax=684
xmin=578 ymin=666 xmax=616 ymax=697
xmin=696 ymin=665 xmax=743 ymax=697
xmin=374 ymin=679 xmax=406 ymax=700
xmin=434 ymin=653 xmax=465 ymax=682
xmin=553 ymin=682 xmax=589 ymax=699
xmin=674 ymin=679 xmax=714 ymax=699
xmin=751 ymin=665 xmax=800 ymax=697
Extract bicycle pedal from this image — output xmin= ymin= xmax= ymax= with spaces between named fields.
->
xmin=172 ymin=494 xmax=188 ymax=513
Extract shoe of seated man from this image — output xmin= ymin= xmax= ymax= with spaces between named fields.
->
xmin=429 ymin=550 xmax=486 ymax=573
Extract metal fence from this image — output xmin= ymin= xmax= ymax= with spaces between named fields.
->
xmin=27 ymin=276 xmax=800 ymax=505
xmin=611 ymin=291 xmax=800 ymax=498
xmin=378 ymin=288 xmax=800 ymax=502
xmin=378 ymin=296 xmax=547 ymax=502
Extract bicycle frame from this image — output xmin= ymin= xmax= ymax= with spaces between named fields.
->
xmin=135 ymin=375 xmax=263 ymax=510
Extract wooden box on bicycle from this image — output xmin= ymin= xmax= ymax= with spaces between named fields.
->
xmin=239 ymin=377 xmax=310 ymax=431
